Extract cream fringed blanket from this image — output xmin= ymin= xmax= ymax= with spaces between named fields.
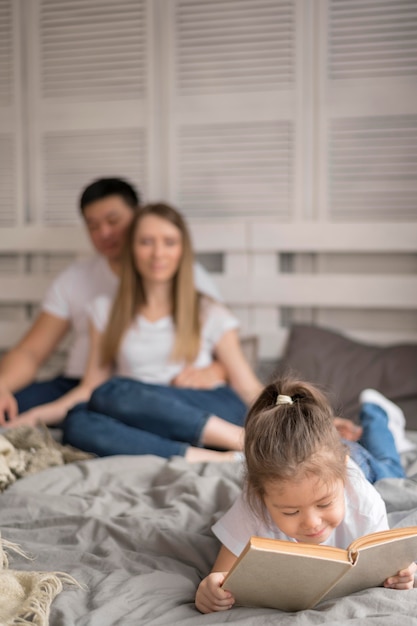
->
xmin=0 ymin=534 xmax=80 ymax=626
xmin=0 ymin=425 xmax=93 ymax=492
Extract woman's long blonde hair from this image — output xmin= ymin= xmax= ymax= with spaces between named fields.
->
xmin=100 ymin=203 xmax=201 ymax=366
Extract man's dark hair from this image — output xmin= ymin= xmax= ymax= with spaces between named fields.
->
xmin=79 ymin=178 xmax=140 ymax=214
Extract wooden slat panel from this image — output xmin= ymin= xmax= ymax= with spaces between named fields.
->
xmin=178 ymin=120 xmax=294 ymax=218
xmin=2 ymin=222 xmax=416 ymax=253
xmin=213 ymin=274 xmax=417 ymax=309
xmin=176 ymin=0 xmax=294 ymax=95
xmin=0 ymin=276 xmax=52 ymax=302
xmin=42 ymin=128 xmax=147 ymax=224
xmin=329 ymin=0 xmax=417 ymax=81
xmin=250 ymin=222 xmax=417 ymax=252
xmin=0 ymin=226 xmax=91 ymax=252
xmin=40 ymin=0 xmax=146 ymax=100
xmin=0 ymin=0 xmax=13 ymax=107
xmin=329 ymin=115 xmax=417 ymax=220
xmin=0 ymin=223 xmax=247 ymax=252
xmin=1 ymin=273 xmax=416 ymax=310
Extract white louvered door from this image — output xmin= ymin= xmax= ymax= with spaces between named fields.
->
xmin=24 ymin=0 xmax=150 ymax=225
xmin=0 ymin=0 xmax=416 ymax=363
xmin=317 ymin=0 xmax=417 ymax=221
xmin=163 ymin=0 xmax=301 ymax=221
xmin=0 ymin=0 xmax=24 ymax=226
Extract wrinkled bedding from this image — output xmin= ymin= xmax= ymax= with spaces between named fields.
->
xmin=1 ymin=438 xmax=417 ymax=626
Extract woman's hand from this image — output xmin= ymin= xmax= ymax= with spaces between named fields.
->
xmin=195 ymin=572 xmax=235 ymax=613
xmin=384 ymin=562 xmax=417 ymax=589
xmin=333 ymin=417 xmax=363 ymax=442
xmin=172 ymin=361 xmax=227 ymax=389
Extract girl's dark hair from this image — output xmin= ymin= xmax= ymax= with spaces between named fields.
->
xmin=244 ymin=378 xmax=348 ymax=512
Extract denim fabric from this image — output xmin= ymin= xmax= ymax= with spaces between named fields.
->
xmin=344 ymin=402 xmax=406 ymax=483
xmin=15 ymin=376 xmax=80 ymax=414
xmin=62 ymin=377 xmax=247 ymax=459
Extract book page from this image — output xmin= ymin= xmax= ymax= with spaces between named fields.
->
xmin=349 ymin=526 xmax=417 ymax=552
xmin=323 ymin=533 xmax=417 ymax=601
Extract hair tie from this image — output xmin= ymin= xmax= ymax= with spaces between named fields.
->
xmin=276 ymin=394 xmax=293 ymax=406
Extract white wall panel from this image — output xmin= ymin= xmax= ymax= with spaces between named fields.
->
xmin=0 ymin=0 xmax=416 ymax=365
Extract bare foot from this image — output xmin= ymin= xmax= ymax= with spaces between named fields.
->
xmin=185 ymin=447 xmax=241 ymax=463
xmin=200 ymin=415 xmax=244 ymax=451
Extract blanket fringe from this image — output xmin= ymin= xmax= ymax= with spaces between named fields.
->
xmin=10 ymin=572 xmax=81 ymax=626
xmin=0 ymin=538 xmax=32 ymax=569
xmin=0 ymin=533 xmax=82 ymax=626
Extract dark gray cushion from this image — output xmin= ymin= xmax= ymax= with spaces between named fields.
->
xmin=277 ymin=324 xmax=417 ymax=430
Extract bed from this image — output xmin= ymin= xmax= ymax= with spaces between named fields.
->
xmin=1 ymin=324 xmax=417 ymax=625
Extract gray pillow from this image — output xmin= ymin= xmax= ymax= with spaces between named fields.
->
xmin=277 ymin=325 xmax=417 ymax=430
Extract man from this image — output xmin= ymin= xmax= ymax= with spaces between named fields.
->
xmin=0 ymin=178 xmax=224 ymax=423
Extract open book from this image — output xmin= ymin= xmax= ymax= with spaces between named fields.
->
xmin=222 ymin=526 xmax=417 ymax=611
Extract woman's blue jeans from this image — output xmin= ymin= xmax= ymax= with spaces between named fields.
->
xmin=345 ymin=402 xmax=406 ymax=483
xmin=62 ymin=377 xmax=247 ymax=458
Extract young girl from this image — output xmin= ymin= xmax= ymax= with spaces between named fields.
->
xmin=195 ymin=378 xmax=416 ymax=613
xmin=13 ymin=203 xmax=263 ymax=462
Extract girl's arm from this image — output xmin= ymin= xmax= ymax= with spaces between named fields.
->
xmin=7 ymin=323 xmax=111 ymax=428
xmin=214 ymin=329 xmax=264 ymax=405
xmin=195 ymin=545 xmax=238 ymax=614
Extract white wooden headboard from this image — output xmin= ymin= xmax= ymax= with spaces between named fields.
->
xmin=0 ymin=221 xmax=416 ymax=377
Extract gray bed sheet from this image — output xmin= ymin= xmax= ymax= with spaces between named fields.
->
xmin=1 ymin=444 xmax=417 ymax=626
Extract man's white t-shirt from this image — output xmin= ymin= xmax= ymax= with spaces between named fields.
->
xmin=88 ymin=295 xmax=239 ymax=385
xmin=42 ymin=256 xmax=223 ymax=379
xmin=42 ymin=256 xmax=118 ymax=378
xmin=212 ymin=458 xmax=389 ymax=555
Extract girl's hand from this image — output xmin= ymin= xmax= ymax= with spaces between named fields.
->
xmin=195 ymin=572 xmax=235 ymax=613
xmin=384 ymin=562 xmax=417 ymax=589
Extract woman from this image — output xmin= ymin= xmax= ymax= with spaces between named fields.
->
xmin=15 ymin=203 xmax=264 ymax=462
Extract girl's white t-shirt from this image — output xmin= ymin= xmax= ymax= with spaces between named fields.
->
xmin=212 ymin=458 xmax=389 ymax=555
xmin=89 ymin=295 xmax=239 ymax=385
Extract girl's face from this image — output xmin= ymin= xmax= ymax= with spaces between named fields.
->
xmin=133 ymin=214 xmax=183 ymax=284
xmin=262 ymin=473 xmax=345 ymax=545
